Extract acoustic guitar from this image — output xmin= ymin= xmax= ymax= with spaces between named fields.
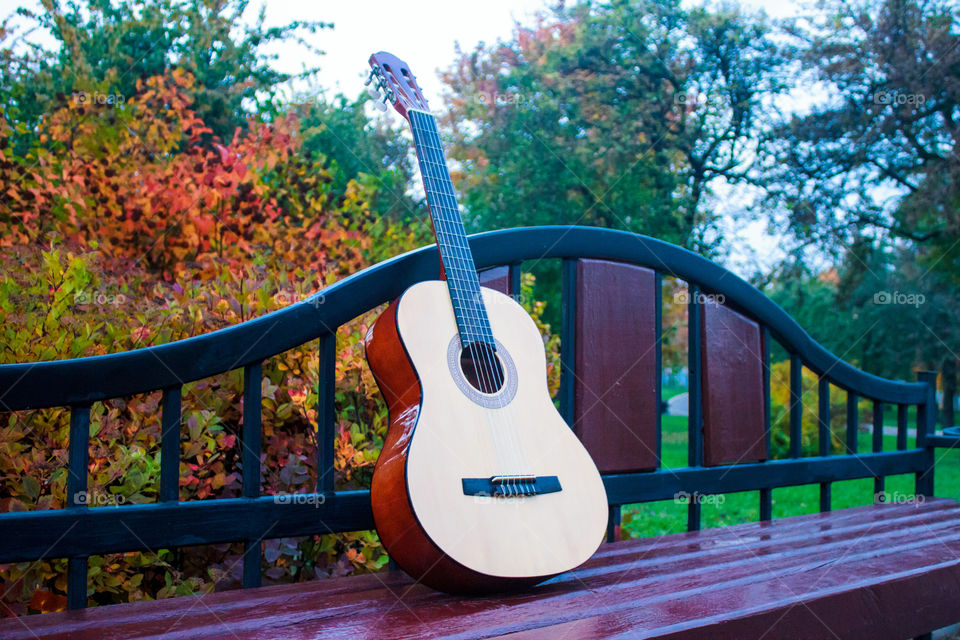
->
xmin=364 ymin=51 xmax=608 ymax=594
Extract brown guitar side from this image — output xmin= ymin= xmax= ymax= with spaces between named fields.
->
xmin=364 ymin=298 xmax=541 ymax=594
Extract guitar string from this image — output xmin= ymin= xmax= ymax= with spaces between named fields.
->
xmin=411 ymin=110 xmax=523 ymax=487
xmin=410 ymin=110 xmax=510 ymax=483
xmin=412 ymin=110 xmax=534 ymax=494
xmin=415 ymin=110 xmax=535 ymax=491
xmin=412 ymin=111 xmax=523 ymax=486
xmin=416 ymin=112 xmax=522 ymax=486
xmin=420 ymin=114 xmax=538 ymax=494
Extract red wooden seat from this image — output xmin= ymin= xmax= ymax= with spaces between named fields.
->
xmin=5 ymin=498 xmax=958 ymax=639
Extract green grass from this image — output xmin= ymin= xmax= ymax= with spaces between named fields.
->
xmin=621 ymin=415 xmax=960 ymax=539
xmin=661 ymin=386 xmax=687 ymax=401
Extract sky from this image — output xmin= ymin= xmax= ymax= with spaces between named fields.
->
xmin=3 ymin=0 xmax=810 ymax=274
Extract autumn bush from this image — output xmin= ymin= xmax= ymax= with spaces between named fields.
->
xmin=768 ymin=360 xmax=872 ymax=459
xmin=0 ymin=68 xmax=428 ymax=615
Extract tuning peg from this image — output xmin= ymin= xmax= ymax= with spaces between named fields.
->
xmin=366 ymin=84 xmax=382 ymax=100
xmin=363 ymin=70 xmax=376 ymax=86
xmin=373 ymin=98 xmax=387 ymax=112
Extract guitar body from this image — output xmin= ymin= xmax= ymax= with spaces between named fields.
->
xmin=366 ymin=281 xmax=608 ymax=593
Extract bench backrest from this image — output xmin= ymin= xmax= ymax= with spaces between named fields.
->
xmin=0 ymin=226 xmax=938 ymax=609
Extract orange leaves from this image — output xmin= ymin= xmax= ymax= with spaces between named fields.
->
xmin=0 ymin=70 xmax=322 ymax=275
xmin=29 ymin=589 xmax=66 ymax=614
xmin=213 ymin=143 xmax=234 ymax=169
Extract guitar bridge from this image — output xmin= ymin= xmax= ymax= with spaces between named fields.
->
xmin=461 ymin=475 xmax=562 ymax=498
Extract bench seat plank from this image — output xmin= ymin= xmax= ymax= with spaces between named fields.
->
xmin=4 ymin=499 xmax=959 ymax=640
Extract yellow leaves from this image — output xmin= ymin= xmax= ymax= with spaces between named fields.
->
xmin=170 ymin=66 xmax=194 ymax=89
xmin=210 ymin=471 xmax=227 ymax=490
xmin=288 ymin=387 xmax=308 ymax=406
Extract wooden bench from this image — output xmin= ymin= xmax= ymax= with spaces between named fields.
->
xmin=1 ymin=226 xmax=958 ymax=639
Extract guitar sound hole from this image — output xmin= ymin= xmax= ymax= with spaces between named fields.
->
xmin=459 ymin=343 xmax=505 ymax=394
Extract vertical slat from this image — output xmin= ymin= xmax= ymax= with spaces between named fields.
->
xmin=760 ymin=328 xmax=772 ymax=522
xmin=846 ymin=392 xmax=859 ymax=455
xmin=67 ymin=405 xmax=90 ymax=610
xmin=916 ymin=371 xmax=937 ymax=496
xmin=242 ymin=364 xmax=262 ymax=499
xmin=917 ymin=371 xmax=937 ymax=449
xmin=872 ymin=401 xmax=884 ymax=452
xmin=572 ymin=260 xmax=659 ymax=472
xmin=759 ymin=488 xmax=773 ymax=523
xmin=242 ymin=363 xmax=263 ymax=589
xmin=66 ymin=406 xmax=90 ymax=505
xmin=655 ymin=272 xmax=663 ymax=466
xmin=606 ymin=505 xmax=621 ymax=543
xmin=559 ymin=258 xmax=578 ymax=426
xmin=873 ymin=401 xmax=885 ymax=498
xmin=242 ymin=540 xmax=261 ymax=590
xmin=509 ymin=262 xmax=522 ymax=300
xmin=818 ymin=376 xmax=831 ymax=512
xmin=160 ymin=387 xmax=181 ymax=503
xmin=687 ymin=284 xmax=703 ymax=532
xmin=789 ymin=354 xmax=802 ymax=458
xmin=897 ymin=403 xmax=908 ymax=450
xmin=700 ymin=301 xmax=767 ymax=466
xmin=478 ymin=265 xmax=512 ymax=296
xmin=317 ymin=334 xmax=337 ymax=493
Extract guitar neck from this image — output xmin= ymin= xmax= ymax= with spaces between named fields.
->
xmin=408 ymin=109 xmax=494 ymax=348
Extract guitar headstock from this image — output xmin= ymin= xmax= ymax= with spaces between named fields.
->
xmin=367 ymin=52 xmax=429 ymax=120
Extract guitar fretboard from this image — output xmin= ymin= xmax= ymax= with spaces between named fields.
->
xmin=408 ymin=109 xmax=495 ymax=348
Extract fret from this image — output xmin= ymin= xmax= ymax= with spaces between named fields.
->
xmin=446 ymin=269 xmax=480 ymax=280
xmin=459 ymin=328 xmax=495 ymax=339
xmin=451 ymin=303 xmax=486 ymax=314
xmin=441 ymin=255 xmax=477 ymax=269
xmin=450 ymin=301 xmax=485 ymax=312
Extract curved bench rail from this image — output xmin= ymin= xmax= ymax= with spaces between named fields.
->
xmin=0 ymin=226 xmax=926 ymax=411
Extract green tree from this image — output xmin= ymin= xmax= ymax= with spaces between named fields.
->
xmin=441 ymin=0 xmax=784 ymax=251
xmin=762 ymin=0 xmax=960 ymax=399
xmin=296 ymin=93 xmax=423 ymax=222
xmin=765 ymin=0 xmax=960 ymax=260
xmin=2 ymin=0 xmax=329 ymax=147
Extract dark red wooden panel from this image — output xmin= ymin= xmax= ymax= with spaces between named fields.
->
xmin=700 ymin=300 xmax=767 ymax=466
xmin=478 ymin=265 xmax=512 ymax=295
xmin=574 ymin=259 xmax=659 ymax=473
xmin=5 ymin=499 xmax=959 ymax=639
